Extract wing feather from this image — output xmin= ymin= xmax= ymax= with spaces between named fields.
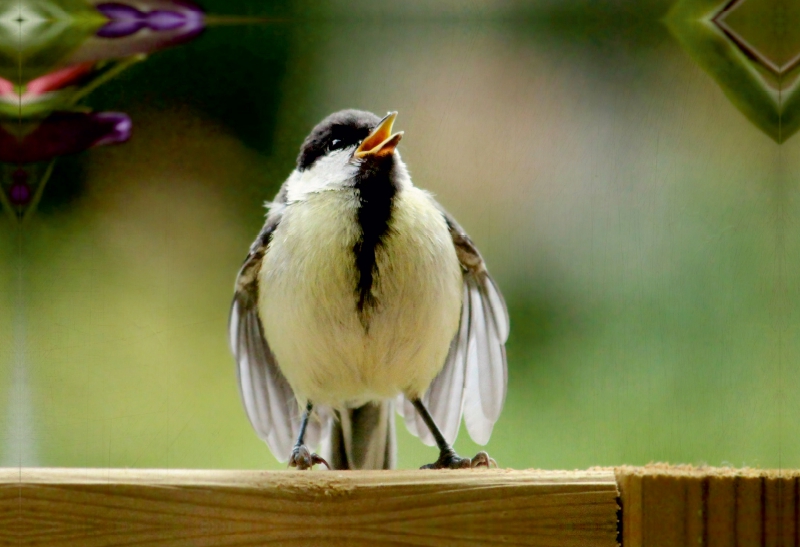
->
xmin=418 ymin=281 xmax=470 ymax=445
xmin=403 ymin=204 xmax=509 ymax=447
xmin=476 ymin=277 xmax=507 ymax=421
xmin=229 ymin=198 xmax=306 ymax=462
xmin=231 ymin=288 xmax=299 ymax=461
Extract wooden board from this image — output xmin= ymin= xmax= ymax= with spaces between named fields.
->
xmin=616 ymin=465 xmax=800 ymax=547
xmin=0 ymin=468 xmax=620 ymax=547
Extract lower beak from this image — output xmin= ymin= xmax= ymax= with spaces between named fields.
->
xmin=354 ymin=111 xmax=403 ymax=159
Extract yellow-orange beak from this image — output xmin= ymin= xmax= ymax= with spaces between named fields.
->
xmin=354 ymin=111 xmax=403 ymax=159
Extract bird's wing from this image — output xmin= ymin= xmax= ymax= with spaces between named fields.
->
xmin=229 ymin=197 xmax=324 ymax=461
xmin=400 ymin=206 xmax=509 ymax=446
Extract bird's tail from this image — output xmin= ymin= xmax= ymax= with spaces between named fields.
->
xmin=322 ymin=400 xmax=396 ymax=470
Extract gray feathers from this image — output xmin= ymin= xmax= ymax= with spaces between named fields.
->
xmin=463 ymin=273 xmax=509 ymax=444
xmin=323 ymin=401 xmax=396 ymax=470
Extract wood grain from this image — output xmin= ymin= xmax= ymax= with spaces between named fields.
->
xmin=616 ymin=465 xmax=800 ymax=547
xmin=0 ymin=468 xmax=619 ymax=547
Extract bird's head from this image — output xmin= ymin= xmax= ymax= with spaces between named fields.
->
xmin=286 ymin=110 xmax=407 ymax=200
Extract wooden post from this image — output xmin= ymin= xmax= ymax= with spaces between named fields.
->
xmin=0 ymin=468 xmax=619 ymax=547
xmin=616 ymin=465 xmax=800 ymax=547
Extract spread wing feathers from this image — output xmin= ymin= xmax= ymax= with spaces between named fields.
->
xmin=462 ymin=272 xmax=508 ymax=444
xmin=229 ymin=197 xmax=324 ymax=462
xmin=230 ymin=292 xmax=297 ymax=460
xmin=400 ymin=208 xmax=509 ymax=447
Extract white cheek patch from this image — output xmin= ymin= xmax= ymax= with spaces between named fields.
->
xmin=286 ymin=149 xmax=359 ymax=202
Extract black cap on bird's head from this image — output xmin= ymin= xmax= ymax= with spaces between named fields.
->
xmin=297 ymin=109 xmax=403 ymax=172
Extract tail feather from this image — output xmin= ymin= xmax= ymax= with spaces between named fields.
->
xmin=322 ymin=400 xmax=395 ymax=470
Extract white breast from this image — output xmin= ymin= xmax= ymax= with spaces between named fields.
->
xmin=258 ymin=186 xmax=462 ymax=409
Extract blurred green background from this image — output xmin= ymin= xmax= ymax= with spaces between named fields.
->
xmin=2 ymin=0 xmax=798 ymax=470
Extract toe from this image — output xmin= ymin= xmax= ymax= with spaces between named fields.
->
xmin=289 ymin=445 xmax=312 ymax=470
xmin=469 ymin=451 xmax=496 ymax=468
xmin=311 ymin=454 xmax=331 ymax=470
xmin=289 ymin=445 xmax=329 ymax=470
xmin=421 ymin=449 xmax=474 ymax=470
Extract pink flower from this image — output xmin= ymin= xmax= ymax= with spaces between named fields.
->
xmin=25 ymin=63 xmax=96 ymax=96
xmin=0 ymin=77 xmax=13 ymax=96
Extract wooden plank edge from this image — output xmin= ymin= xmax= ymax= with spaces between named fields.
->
xmin=615 ymin=464 xmax=800 ymax=547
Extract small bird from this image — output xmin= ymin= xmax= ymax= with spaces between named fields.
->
xmin=229 ymin=110 xmax=508 ymax=470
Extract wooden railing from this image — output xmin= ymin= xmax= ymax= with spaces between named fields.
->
xmin=1 ymin=466 xmax=797 ymax=546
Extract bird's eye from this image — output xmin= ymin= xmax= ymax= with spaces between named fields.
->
xmin=327 ymin=139 xmax=343 ymax=152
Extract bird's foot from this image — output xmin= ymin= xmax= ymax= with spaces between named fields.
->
xmin=420 ymin=448 xmax=497 ymax=469
xmin=288 ymin=444 xmax=330 ymax=470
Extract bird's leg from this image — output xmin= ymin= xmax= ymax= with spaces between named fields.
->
xmin=289 ymin=402 xmax=330 ymax=470
xmin=412 ymin=398 xmax=497 ymax=469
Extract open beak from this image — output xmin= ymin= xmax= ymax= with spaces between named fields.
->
xmin=354 ymin=111 xmax=403 ymax=159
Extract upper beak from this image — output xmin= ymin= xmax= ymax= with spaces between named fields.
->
xmin=354 ymin=111 xmax=403 ymax=159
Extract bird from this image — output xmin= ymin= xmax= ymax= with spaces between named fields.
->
xmin=229 ymin=109 xmax=509 ymax=470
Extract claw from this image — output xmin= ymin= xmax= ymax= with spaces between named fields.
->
xmin=288 ymin=444 xmax=330 ymax=470
xmin=421 ymin=448 xmax=496 ymax=470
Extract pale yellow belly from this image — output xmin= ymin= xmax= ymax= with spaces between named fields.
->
xmin=258 ymin=187 xmax=462 ymax=409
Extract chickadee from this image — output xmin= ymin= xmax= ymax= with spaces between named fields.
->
xmin=229 ymin=110 xmax=508 ymax=470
